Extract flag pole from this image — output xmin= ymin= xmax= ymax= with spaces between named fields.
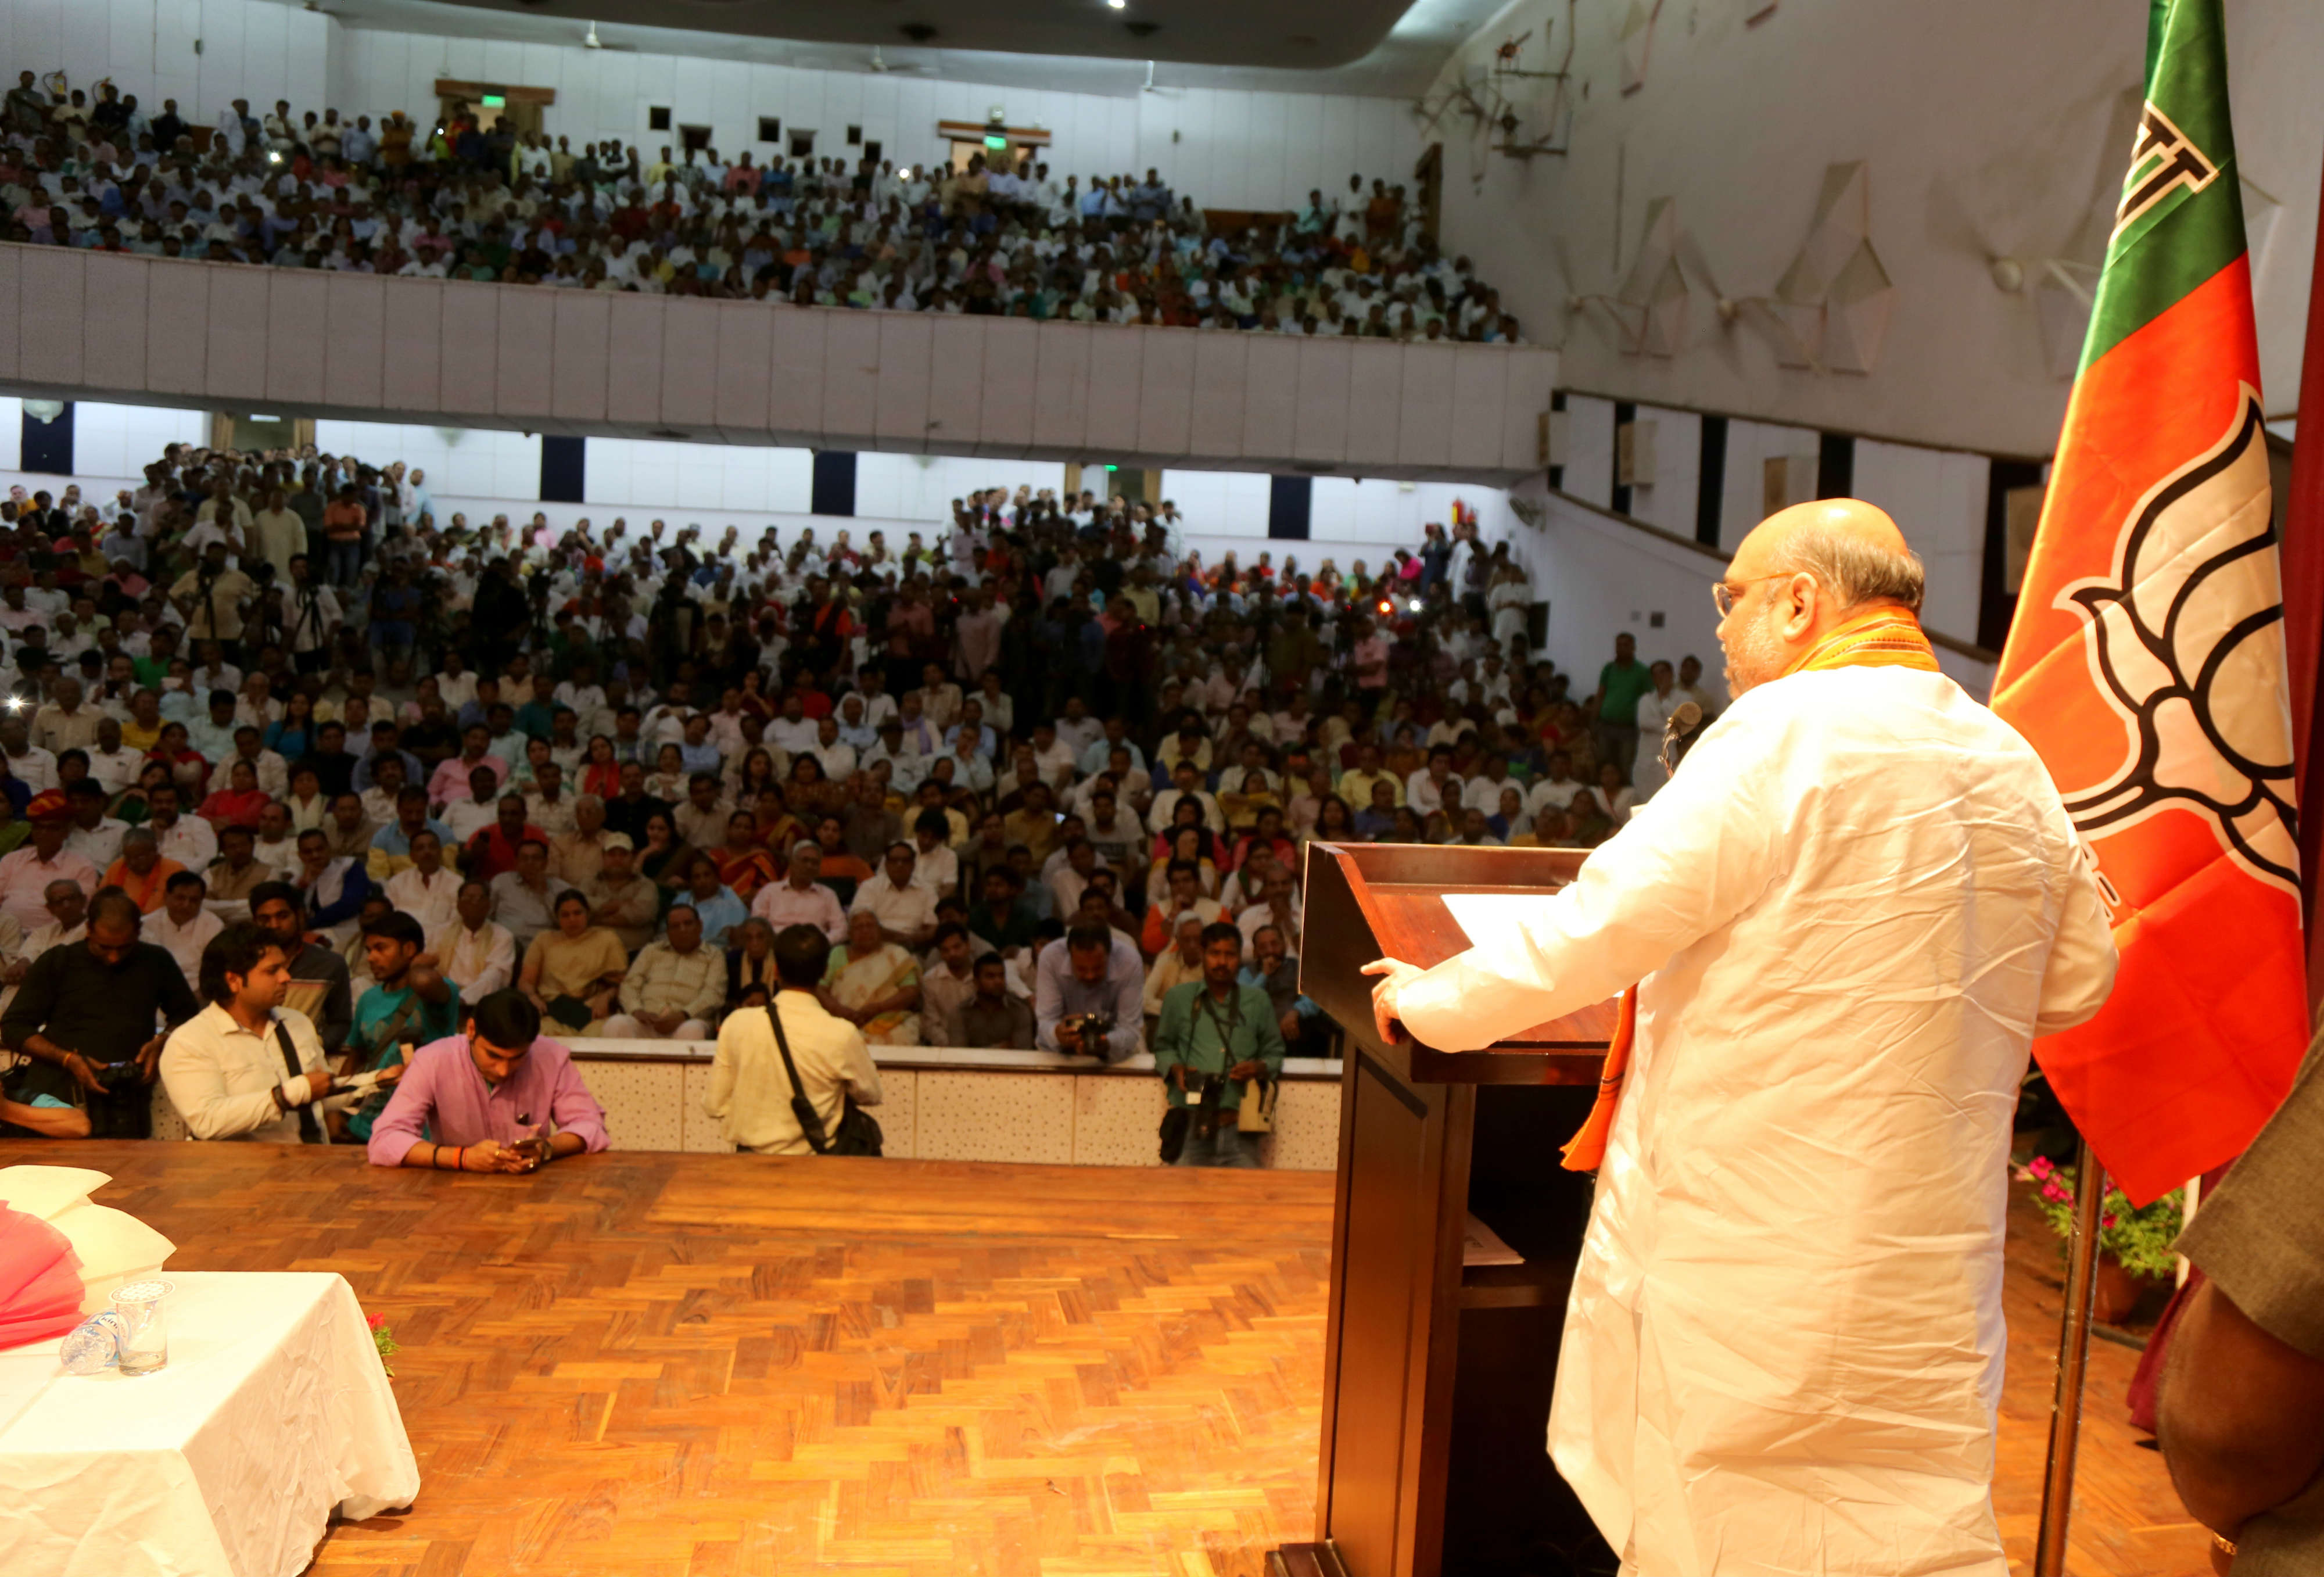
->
xmin=2033 ymin=1139 xmax=2108 ymax=1577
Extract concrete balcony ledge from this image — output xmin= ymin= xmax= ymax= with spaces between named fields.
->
xmin=1 ymin=245 xmax=1555 ymax=483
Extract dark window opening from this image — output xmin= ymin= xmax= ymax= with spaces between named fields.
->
xmin=679 ymin=124 xmax=712 ymax=154
xmin=648 ymin=106 xmax=671 ymax=132
xmin=1695 ymin=415 xmax=1728 ymax=549
xmin=846 ymin=124 xmax=862 ymax=146
xmin=789 ymin=129 xmax=816 ymax=158
xmin=757 ymin=116 xmax=781 ymax=143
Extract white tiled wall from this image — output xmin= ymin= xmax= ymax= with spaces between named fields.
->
xmin=1852 ymin=438 xmax=1991 ymax=648
xmin=1502 ymin=483 xmax=1723 ymax=690
xmin=12 ymin=255 xmax=1556 ymax=482
xmin=583 ymin=439 xmax=815 ymax=514
xmin=1622 ymin=406 xmax=1702 ymax=544
xmin=71 ymin=400 xmax=207 ymax=479
xmin=854 ymin=453 xmax=1066 ymax=522
xmin=1561 ymin=394 xmax=1618 ymax=511
xmin=313 ymin=419 xmax=541 ymax=501
xmin=1 ymin=0 xmax=329 ymax=132
xmin=1719 ymin=416 xmax=1823 ymax=549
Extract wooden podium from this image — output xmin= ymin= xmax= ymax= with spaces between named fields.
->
xmin=1277 ymin=842 xmax=1618 ymax=1577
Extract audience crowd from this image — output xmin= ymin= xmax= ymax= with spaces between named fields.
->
xmin=3 ymin=70 xmax=1522 ymax=342
xmin=0 ymin=431 xmax=1703 ymax=1163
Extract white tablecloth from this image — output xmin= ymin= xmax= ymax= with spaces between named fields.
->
xmin=0 ymin=1271 xmax=420 ymax=1577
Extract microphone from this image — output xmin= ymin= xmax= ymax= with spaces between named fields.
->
xmin=1660 ymin=700 xmax=1706 ymax=776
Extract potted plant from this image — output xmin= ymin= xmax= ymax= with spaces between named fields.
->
xmin=2021 ymin=1156 xmax=2185 ymax=1325
xmin=367 ymin=1312 xmax=401 ymax=1378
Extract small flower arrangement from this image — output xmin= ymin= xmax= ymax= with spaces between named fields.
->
xmin=367 ymin=1312 xmax=400 ymax=1378
xmin=2018 ymin=1156 xmax=2185 ymax=1280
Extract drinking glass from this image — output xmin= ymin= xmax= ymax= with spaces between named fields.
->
xmin=107 ymin=1279 xmax=174 ymax=1376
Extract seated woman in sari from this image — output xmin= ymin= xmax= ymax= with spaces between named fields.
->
xmin=787 ymin=754 xmax=849 ymax=823
xmin=748 ymin=783 xmax=804 ymax=858
xmin=727 ymin=747 xmax=784 ymax=809
xmin=709 ymin=810 xmax=781 ymax=900
xmin=812 ymin=813 xmax=873 ymax=906
xmin=636 ymin=808 xmax=696 ymax=925
xmin=1217 ymin=767 xmax=1282 ymax=837
xmin=579 ymin=734 xmax=623 ymax=800
xmin=199 ymin=757 xmax=272 ymax=829
xmin=519 ymin=889 xmax=630 ymax=1033
xmin=819 ymin=908 xmax=923 ymax=1046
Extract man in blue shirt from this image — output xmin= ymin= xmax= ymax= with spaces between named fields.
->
xmin=681 ymin=859 xmax=748 ymax=949
xmin=1034 ymin=922 xmax=1143 ymax=1063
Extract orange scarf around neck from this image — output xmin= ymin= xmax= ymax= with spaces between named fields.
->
xmin=1559 ymin=604 xmax=1939 ymax=1171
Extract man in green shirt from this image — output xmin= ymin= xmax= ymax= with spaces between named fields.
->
xmin=1592 ymin=631 xmax=1654 ymax=780
xmin=342 ymin=911 xmax=460 ymax=1141
xmin=1153 ymin=922 xmax=1286 ymax=1169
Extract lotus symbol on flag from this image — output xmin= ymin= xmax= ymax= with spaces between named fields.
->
xmin=2053 ymin=387 xmax=2298 ymax=897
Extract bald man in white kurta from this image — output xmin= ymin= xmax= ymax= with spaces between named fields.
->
xmin=1383 ymin=658 xmax=2118 ymax=1575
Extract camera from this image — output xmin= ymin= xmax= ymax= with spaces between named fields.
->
xmin=90 ymin=1059 xmax=139 ymax=1091
xmin=1059 ymin=1012 xmax=1114 ymax=1055
xmin=1189 ymin=1073 xmax=1228 ymax=1140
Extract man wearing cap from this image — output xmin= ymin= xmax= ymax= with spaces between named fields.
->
xmin=0 ymin=791 xmax=101 ymax=932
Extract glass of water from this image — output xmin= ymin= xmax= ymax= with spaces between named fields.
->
xmin=107 ymin=1279 xmax=174 ymax=1377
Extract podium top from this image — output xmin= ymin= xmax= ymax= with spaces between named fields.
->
xmin=1300 ymin=841 xmax=1615 ymax=1083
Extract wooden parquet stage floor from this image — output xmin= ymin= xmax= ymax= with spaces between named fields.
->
xmin=3 ymin=1143 xmax=2205 ymax=1577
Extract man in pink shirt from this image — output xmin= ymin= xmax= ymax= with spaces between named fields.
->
xmin=0 ymin=790 xmax=101 ymax=932
xmin=364 ymin=990 xmax=608 ymax=1171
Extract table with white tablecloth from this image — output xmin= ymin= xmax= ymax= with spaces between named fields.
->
xmin=0 ymin=1271 xmax=419 ymax=1577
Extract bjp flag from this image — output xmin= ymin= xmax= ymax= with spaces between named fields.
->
xmin=1991 ymin=0 xmax=2305 ymax=1204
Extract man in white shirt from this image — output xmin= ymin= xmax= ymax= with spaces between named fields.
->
xmin=384 ymin=830 xmax=461 ymax=937
xmin=422 ymin=879 xmax=516 ymax=999
xmin=0 ymin=805 xmax=102 ymax=940
xmin=1523 ymin=751 xmax=1589 ymax=820
xmin=159 ymin=919 xmax=376 ymax=1142
xmin=145 ymin=782 xmax=218 ymax=871
xmin=62 ymin=782 xmax=130 ymax=870
xmin=704 ymin=923 xmax=883 ymax=1155
xmin=849 ymin=843 xmax=938 ymax=951
xmin=147 ymin=870 xmax=224 ymax=992
xmin=85 ymin=716 xmax=145 ymax=794
xmin=0 ymin=717 xmax=58 ymax=793
xmin=1364 ymin=501 xmax=2119 ymax=1577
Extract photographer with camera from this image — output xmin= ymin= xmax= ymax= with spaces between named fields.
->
xmin=1152 ymin=922 xmax=1286 ymax=1169
xmin=2 ymin=888 xmax=200 ymax=1138
xmin=168 ymin=539 xmax=258 ymax=668
xmin=1035 ymin=921 xmax=1145 ymax=1064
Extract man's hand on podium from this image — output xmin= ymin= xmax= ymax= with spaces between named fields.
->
xmin=1362 ymin=958 xmax=1426 ymax=1044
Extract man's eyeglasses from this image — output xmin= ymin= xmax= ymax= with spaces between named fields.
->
xmin=1711 ymin=574 xmax=1794 ymax=618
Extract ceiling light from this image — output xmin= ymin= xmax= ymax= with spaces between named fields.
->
xmin=1107 ymin=0 xmax=1127 ymax=9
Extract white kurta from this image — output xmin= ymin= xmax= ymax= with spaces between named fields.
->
xmin=1395 ymin=666 xmax=2118 ymax=1577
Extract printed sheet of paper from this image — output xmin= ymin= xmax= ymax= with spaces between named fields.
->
xmin=1440 ymin=892 xmax=1551 ymax=948
xmin=1462 ymin=1212 xmax=1524 ymax=1267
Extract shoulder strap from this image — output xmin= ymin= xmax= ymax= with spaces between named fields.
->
xmin=765 ymin=998 xmax=833 ymax=1155
xmin=271 ymin=1018 xmax=324 ymax=1144
xmin=363 ymin=987 xmax=428 ymax=1063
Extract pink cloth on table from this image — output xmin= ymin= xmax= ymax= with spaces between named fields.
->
xmin=0 ymin=1204 xmax=83 ymax=1351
